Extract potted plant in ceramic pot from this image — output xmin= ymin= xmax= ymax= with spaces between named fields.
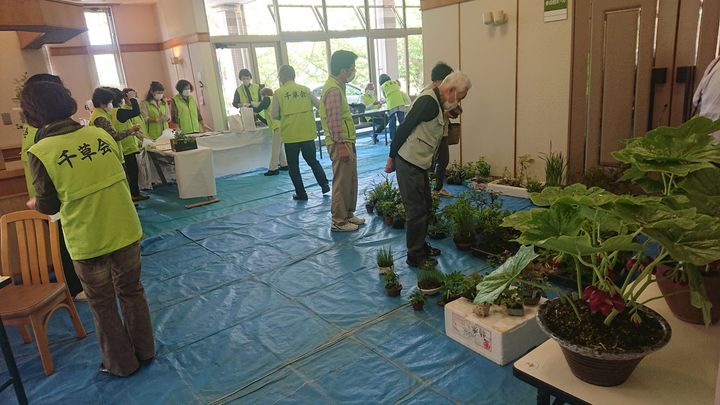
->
xmin=477 ymin=181 xmax=720 ymax=386
xmin=409 ymin=289 xmax=426 ymax=310
xmin=443 ymin=192 xmax=480 ymax=251
xmin=383 ymin=270 xmax=402 ymax=297
xmin=376 ymin=247 xmax=394 ymax=274
xmin=612 ymin=116 xmax=720 ymax=324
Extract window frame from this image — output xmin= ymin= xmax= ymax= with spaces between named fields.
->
xmin=84 ymin=7 xmax=127 ymax=89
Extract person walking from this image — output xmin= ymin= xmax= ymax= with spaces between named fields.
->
xmin=261 ymin=87 xmax=288 ymax=176
xmin=271 ymin=65 xmax=330 ymax=200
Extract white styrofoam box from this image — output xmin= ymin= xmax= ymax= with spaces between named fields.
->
xmin=444 ymin=297 xmax=548 ymax=366
xmin=485 ymin=180 xmax=530 ymax=199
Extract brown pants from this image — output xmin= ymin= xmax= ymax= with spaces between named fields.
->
xmin=328 ymin=143 xmax=358 ymax=224
xmin=73 ymin=241 xmax=154 ymax=376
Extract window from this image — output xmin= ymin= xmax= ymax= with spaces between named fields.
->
xmin=84 ymin=9 xmax=125 ymax=88
xmin=287 ymin=41 xmax=328 ymax=86
xmin=369 ymin=0 xmax=402 ymax=29
xmin=407 ymin=34 xmax=424 ymax=96
xmin=374 ymin=37 xmax=407 ymax=94
xmin=325 ymin=0 xmax=365 ymax=31
xmin=405 ymin=0 xmax=421 ymax=28
xmin=205 ymin=0 xmax=278 ymax=36
xmin=330 ymin=37 xmax=369 ymax=87
xmin=278 ymin=0 xmax=324 ymax=32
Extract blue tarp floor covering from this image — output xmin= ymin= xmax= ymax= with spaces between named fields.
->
xmin=0 ymin=134 xmax=537 ymax=404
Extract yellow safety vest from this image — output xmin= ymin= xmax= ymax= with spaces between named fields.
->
xmin=236 ymin=83 xmax=261 ymax=105
xmin=319 ymin=77 xmax=356 ymax=145
xmin=21 ymin=124 xmax=39 ymax=197
xmin=173 ymin=94 xmax=200 ymax=134
xmin=143 ymin=100 xmax=168 ymax=140
xmin=112 ymin=106 xmax=142 ymax=155
xmin=275 ymin=81 xmax=318 ymax=143
xmin=261 ymin=95 xmax=281 ymax=131
xmin=27 ymin=126 xmax=142 ymax=260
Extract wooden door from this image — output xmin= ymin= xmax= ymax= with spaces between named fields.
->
xmin=568 ymin=0 xmax=720 ymax=175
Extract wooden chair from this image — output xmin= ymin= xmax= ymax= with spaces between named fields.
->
xmin=0 ymin=210 xmax=86 ymax=376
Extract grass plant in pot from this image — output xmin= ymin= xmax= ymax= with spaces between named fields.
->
xmin=476 ymin=183 xmax=700 ymax=386
xmin=409 ymin=289 xmax=426 ymax=310
xmin=376 ymin=247 xmax=394 ymax=274
xmin=612 ymin=116 xmax=720 ymax=325
xmin=443 ymin=192 xmax=479 ymax=251
xmin=540 ymin=150 xmax=566 ymax=188
xmin=383 ymin=270 xmax=403 ymax=297
xmin=417 ymin=267 xmax=443 ymax=295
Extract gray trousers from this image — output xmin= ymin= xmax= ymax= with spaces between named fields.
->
xmin=395 ymin=156 xmax=432 ymax=261
xmin=73 ymin=241 xmax=155 ymax=376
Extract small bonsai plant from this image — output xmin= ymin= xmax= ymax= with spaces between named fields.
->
xmin=417 ymin=267 xmax=443 ymax=295
xmin=383 ymin=270 xmax=403 ymax=297
xmin=409 ymin=289 xmax=427 ymax=310
xmin=376 ymin=247 xmax=394 ymax=273
xmin=497 ymin=289 xmax=525 ymax=316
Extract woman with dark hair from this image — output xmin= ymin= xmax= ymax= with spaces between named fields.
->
xmin=116 ymin=88 xmax=149 ymax=201
xmin=24 ymin=81 xmax=155 ymax=377
xmin=89 ymin=87 xmax=140 ymax=147
xmin=19 ymin=74 xmax=86 ymax=301
xmin=170 ymin=79 xmax=204 ymax=134
xmin=140 ymin=81 xmax=170 ymax=139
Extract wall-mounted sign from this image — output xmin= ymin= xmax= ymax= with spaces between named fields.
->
xmin=544 ymin=0 xmax=568 ymax=22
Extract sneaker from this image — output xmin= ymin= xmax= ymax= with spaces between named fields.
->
xmin=331 ymin=222 xmax=359 ymax=232
xmin=73 ymin=291 xmax=88 ymax=301
xmin=132 ymin=194 xmax=149 ymax=202
xmin=432 ymin=189 xmax=452 ymax=197
xmin=425 ymin=244 xmax=441 ymax=257
xmin=279 ymin=166 xmax=289 ymax=171
xmin=264 ymin=169 xmax=280 ymax=176
xmin=293 ymin=194 xmax=308 ymax=201
xmin=347 ymin=215 xmax=365 ymax=225
xmin=321 ymin=183 xmax=331 ymax=194
xmin=406 ymin=256 xmax=438 ymax=268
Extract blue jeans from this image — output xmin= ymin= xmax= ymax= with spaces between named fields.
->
xmin=388 ymin=110 xmax=406 ymax=140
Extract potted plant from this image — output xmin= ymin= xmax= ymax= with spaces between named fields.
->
xmin=371 ymin=176 xmax=397 ymax=217
xmin=473 ymin=302 xmax=492 ymax=317
xmin=383 ymin=270 xmax=403 ymax=297
xmin=417 ymin=267 xmax=443 ymax=295
xmin=472 ymin=194 xmax=519 ymax=257
xmin=392 ymin=202 xmax=405 ymax=229
xmin=376 ymin=247 xmax=394 ymax=274
xmin=486 ymin=155 xmax=535 ymax=198
xmin=364 ymin=189 xmax=377 ymax=214
xmin=497 ymin=289 xmax=525 ymax=316
xmin=409 ymin=289 xmax=427 ymax=310
xmin=446 ymin=161 xmax=464 ymax=185
xmin=170 ymin=131 xmax=198 ymax=152
xmin=442 ymin=192 xmax=479 ymax=250
xmin=526 ymin=179 xmax=544 ymax=193
xmin=612 ymin=116 xmax=720 ymax=324
xmin=379 ymin=200 xmax=396 ymax=225
xmin=428 ymin=216 xmax=450 ymax=240
xmin=439 ymin=271 xmax=467 ymax=305
xmin=541 ymin=150 xmax=566 ymax=187
xmin=476 ymin=179 xmax=717 ymax=385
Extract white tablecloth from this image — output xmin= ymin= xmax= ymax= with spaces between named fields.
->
xmin=148 ymin=146 xmax=216 ymax=199
xmin=194 ymin=129 xmax=273 ymax=177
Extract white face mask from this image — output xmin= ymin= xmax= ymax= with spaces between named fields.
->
xmin=241 ymin=79 xmax=252 ymax=86
xmin=346 ymin=70 xmax=356 ymax=83
xmin=367 ymin=90 xmax=375 ymax=96
xmin=182 ymin=89 xmax=191 ymax=97
xmin=443 ymin=90 xmax=459 ymax=111
xmin=154 ymin=93 xmax=164 ymax=101
xmin=104 ymin=105 xmax=114 ymax=113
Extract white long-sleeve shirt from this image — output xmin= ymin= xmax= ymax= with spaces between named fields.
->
xmin=693 ymin=56 xmax=720 ymax=141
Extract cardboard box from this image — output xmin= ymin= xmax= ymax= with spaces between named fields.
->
xmin=444 ymin=298 xmax=548 ymax=366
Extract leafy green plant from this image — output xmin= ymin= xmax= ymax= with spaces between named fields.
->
xmin=541 ymin=150 xmax=566 ymax=187
xmin=442 ymin=192 xmax=480 ymax=243
xmin=441 ymin=271 xmax=468 ymax=301
xmin=379 ymin=200 xmax=396 ymax=218
xmin=526 ymin=179 xmax=544 ymax=193
xmin=518 ymin=154 xmax=534 ymax=185
xmin=417 ymin=267 xmax=444 ymax=289
xmin=446 ymin=161 xmax=464 ymax=184
xmin=409 ymin=289 xmax=427 ymax=304
xmin=383 ymin=270 xmax=401 ymax=289
xmin=394 ymin=202 xmax=405 ymax=220
xmin=376 ymin=247 xmax=393 ymax=268
xmin=462 ymin=158 xmax=491 ymax=181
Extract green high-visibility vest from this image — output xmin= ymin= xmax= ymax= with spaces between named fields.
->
xmin=173 ymin=94 xmax=200 ymax=134
xmin=21 ymin=124 xmax=38 ymax=197
xmin=113 ymin=106 xmax=141 ymax=155
xmin=362 ymin=92 xmax=380 ymax=111
xmin=319 ymin=77 xmax=356 ymax=145
xmin=275 ymin=81 xmax=317 ymax=143
xmin=381 ymin=80 xmax=408 ymax=110
xmin=261 ymin=95 xmax=281 ymax=131
xmin=236 ymin=83 xmax=261 ymax=105
xmin=27 ymin=126 xmax=142 ymax=260
xmin=90 ymin=107 xmax=125 ymax=162
xmin=143 ymin=100 xmax=168 ymax=140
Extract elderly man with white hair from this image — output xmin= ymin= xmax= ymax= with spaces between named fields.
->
xmin=385 ymin=72 xmax=472 ymax=268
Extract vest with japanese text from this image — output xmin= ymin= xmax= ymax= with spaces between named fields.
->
xmin=27 ymin=126 xmax=142 ymax=260
xmin=275 ymin=81 xmax=317 ymax=143
xmin=381 ymin=80 xmax=408 ymax=110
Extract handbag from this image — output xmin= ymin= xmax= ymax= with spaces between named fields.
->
xmin=447 ymin=123 xmax=461 ymax=145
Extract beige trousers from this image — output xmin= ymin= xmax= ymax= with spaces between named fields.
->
xmin=269 ymin=128 xmax=287 ymax=170
xmin=328 ymin=143 xmax=358 ymax=224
